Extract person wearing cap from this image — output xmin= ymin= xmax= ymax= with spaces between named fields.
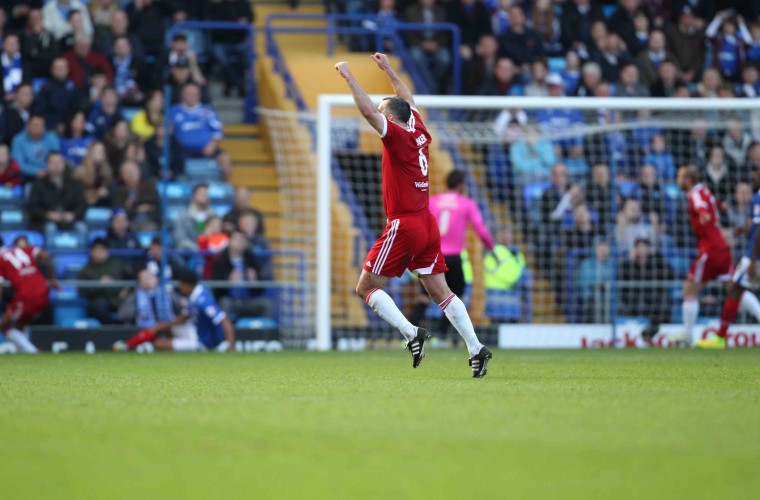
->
xmin=166 ymin=32 xmax=206 ymax=87
xmin=617 ymin=236 xmax=674 ymax=325
xmin=78 ymin=237 xmax=130 ymax=324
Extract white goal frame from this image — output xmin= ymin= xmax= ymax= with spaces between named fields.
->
xmin=316 ymin=95 xmax=760 ymax=351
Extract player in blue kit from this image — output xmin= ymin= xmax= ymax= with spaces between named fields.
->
xmin=698 ymin=167 xmax=760 ymax=349
xmin=115 ymin=269 xmax=236 ymax=352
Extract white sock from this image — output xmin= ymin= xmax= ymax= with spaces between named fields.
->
xmin=682 ymin=297 xmax=699 ymax=345
xmin=740 ymin=291 xmax=760 ymax=322
xmin=7 ymin=328 xmax=38 ymax=354
xmin=441 ymin=294 xmax=483 ymax=356
xmin=365 ymin=289 xmax=416 ymax=341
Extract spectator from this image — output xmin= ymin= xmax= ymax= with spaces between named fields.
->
xmin=592 ymin=33 xmax=633 ymax=83
xmin=141 ymin=236 xmax=185 ymax=284
xmin=722 ymin=116 xmax=752 ymax=171
xmin=63 ymin=34 xmax=112 ymax=89
xmin=105 ymin=207 xmax=141 ymax=267
xmin=144 ymin=124 xmax=184 ymax=180
xmin=116 ymin=268 xmax=178 ymax=327
xmin=665 ymin=7 xmax=705 ymax=84
xmin=59 ymin=110 xmax=95 ymax=167
xmin=614 ymin=63 xmax=651 ymax=97
xmin=211 ymin=230 xmax=274 ymax=320
xmin=404 ymin=0 xmax=451 ymax=95
xmin=86 ymin=86 xmax=122 ymax=140
xmin=1 ymin=34 xmax=30 ymax=103
xmin=615 ymin=198 xmax=657 ymax=254
xmin=165 ymin=32 xmax=206 ymax=88
xmin=447 ymin=0 xmax=490 ymax=54
xmin=82 ymin=67 xmax=109 ymax=110
xmin=126 ymin=0 xmax=173 ymax=59
xmin=11 ymin=114 xmax=59 ymax=180
xmin=0 ymin=143 xmax=21 ymax=187
xmin=237 ymin=211 xmax=273 ymax=280
xmin=573 ymin=61 xmax=603 ymax=97
xmin=4 ymin=83 xmax=34 ymax=143
xmin=643 ymin=134 xmax=677 ymax=181
xmin=617 ymin=237 xmax=674 ymax=325
xmin=608 ymin=0 xmax=648 ymax=54
xmin=703 ymin=145 xmax=737 ymax=207
xmin=42 ymin=0 xmax=93 ymax=40
xmin=482 ymin=224 xmax=531 ymax=323
xmin=560 ymin=0 xmax=604 ymax=53
xmin=536 ymin=77 xmax=584 ymax=153
xmin=695 ymin=67 xmax=722 ymax=98
xmin=462 ymin=33 xmax=498 ymax=95
xmin=78 ymin=237 xmax=128 ymax=325
xmin=88 ymin=0 xmax=119 ymax=34
xmin=726 ymin=182 xmax=752 ymax=248
xmin=497 ymin=6 xmax=545 ymax=69
xmin=20 ymin=8 xmax=58 ymax=79
xmin=578 ymin=237 xmax=613 ymax=323
xmin=561 ymin=51 xmax=582 ymax=95
xmin=746 ymin=142 xmax=760 ymax=173
xmin=737 ymin=65 xmax=760 ymax=97
xmin=705 ymin=10 xmax=751 ymax=82
xmin=560 ymin=202 xmax=604 ymax=249
xmin=103 ymin=118 xmax=132 ymax=168
xmin=197 ymin=214 xmax=229 ymax=279
xmin=631 ymin=9 xmax=651 ymax=54
xmin=166 ymin=56 xmax=210 ymax=104
xmin=490 ymin=0 xmax=511 ymax=36
xmin=585 ymin=163 xmax=620 ymax=227
xmin=476 ymin=56 xmax=522 ymax=96
xmin=492 ymin=108 xmax=528 ymax=143
xmin=638 ymin=163 xmax=666 ymax=226
xmin=205 ymin=0 xmax=254 ymax=97
xmin=58 ymin=9 xmax=90 ymax=53
xmin=94 ymin=10 xmax=144 ymax=62
xmin=679 ymin=117 xmax=713 ymax=168
xmin=635 ymin=29 xmax=673 ymax=87
xmin=111 ymin=36 xmax=143 ymax=106
xmin=508 ymin=124 xmax=556 ymax=184
xmin=174 ymin=183 xmax=215 ymax=251
xmin=170 ymin=83 xmax=231 ymax=179
xmin=130 ymin=89 xmax=162 ymax=141
xmin=531 ymin=0 xmax=559 ymax=53
xmin=111 ymin=159 xmax=160 ymax=231
xmin=73 ymin=140 xmax=112 ymax=206
xmin=35 ymin=57 xmax=79 ymax=132
xmin=524 ymin=58 xmax=549 ymax=97
xmin=222 ymin=185 xmax=266 ymax=235
xmin=26 ymin=150 xmax=87 ymax=240
xmin=540 ymin=163 xmax=581 ymax=227
xmin=649 ymin=59 xmax=684 ymax=97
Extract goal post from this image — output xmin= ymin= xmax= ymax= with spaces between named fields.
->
xmin=289 ymin=95 xmax=760 ymax=350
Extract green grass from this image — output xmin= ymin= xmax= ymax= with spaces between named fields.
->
xmin=1 ymin=350 xmax=759 ymax=499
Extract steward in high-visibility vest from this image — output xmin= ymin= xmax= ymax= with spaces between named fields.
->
xmin=483 ymin=245 xmax=526 ymax=291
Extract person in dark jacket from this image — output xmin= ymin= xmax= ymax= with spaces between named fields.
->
xmin=560 ymin=0 xmax=604 ymax=52
xmin=26 ymin=150 xmax=87 ymax=241
xmin=78 ymin=237 xmax=129 ymax=324
xmin=205 ymin=0 xmax=254 ymax=96
xmin=19 ymin=7 xmax=57 ymax=79
xmin=617 ymin=237 xmax=675 ymax=325
xmin=105 ymin=207 xmax=141 ymax=267
xmin=34 ymin=57 xmax=79 ymax=132
xmin=211 ymin=230 xmax=274 ymax=319
xmin=497 ymin=6 xmax=545 ymax=68
xmin=110 ymin=159 xmax=161 ymax=231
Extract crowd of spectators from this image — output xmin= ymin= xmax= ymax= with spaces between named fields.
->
xmin=0 ymin=0 xmax=274 ymax=326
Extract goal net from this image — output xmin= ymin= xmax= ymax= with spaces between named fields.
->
xmin=262 ymin=96 xmax=760 ymax=350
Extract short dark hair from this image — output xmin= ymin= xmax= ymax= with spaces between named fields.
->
xmin=381 ymin=96 xmax=411 ymax=123
xmin=177 ymin=269 xmax=199 ymax=287
xmin=446 ymin=170 xmax=466 ymax=189
xmin=29 ymin=113 xmax=45 ymax=122
xmin=192 ymin=183 xmax=208 ymax=195
xmin=46 ymin=150 xmax=63 ymax=162
xmin=91 ymin=237 xmax=108 ymax=249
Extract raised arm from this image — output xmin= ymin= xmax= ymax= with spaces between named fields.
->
xmin=371 ymin=53 xmax=415 ymax=107
xmin=335 ymin=61 xmax=385 ymax=135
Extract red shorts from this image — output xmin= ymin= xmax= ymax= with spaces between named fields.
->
xmin=5 ymin=292 xmax=49 ymax=327
xmin=363 ymin=213 xmax=449 ymax=278
xmin=687 ymin=249 xmax=734 ymax=284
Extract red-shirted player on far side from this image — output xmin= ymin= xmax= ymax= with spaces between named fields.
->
xmin=676 ymin=165 xmax=760 ymax=348
xmin=0 ymin=236 xmax=59 ymax=353
xmin=335 ymin=53 xmax=492 ymax=377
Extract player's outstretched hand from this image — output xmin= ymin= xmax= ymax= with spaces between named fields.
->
xmin=335 ymin=61 xmax=351 ymax=80
xmin=372 ymin=53 xmax=391 ymax=72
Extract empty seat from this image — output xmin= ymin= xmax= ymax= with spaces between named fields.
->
xmin=0 ymin=186 xmax=21 ymax=209
xmin=59 ymin=317 xmax=102 ymax=329
xmin=235 ymin=317 xmax=277 ymax=329
xmin=208 ymin=182 xmax=233 ymax=202
xmin=55 ymin=253 xmax=89 ymax=279
xmin=159 ymin=181 xmax=191 ymax=204
xmin=136 ymin=231 xmax=158 ymax=248
xmin=85 ymin=207 xmax=113 ymax=230
xmin=185 ymin=158 xmax=221 ymax=182
xmin=0 ymin=209 xmax=25 ymax=230
xmin=48 ymin=231 xmax=86 ymax=249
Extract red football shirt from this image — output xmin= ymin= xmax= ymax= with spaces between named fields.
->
xmin=687 ymin=183 xmax=729 ymax=254
xmin=0 ymin=247 xmax=49 ymax=298
xmin=379 ymin=107 xmax=432 ymax=218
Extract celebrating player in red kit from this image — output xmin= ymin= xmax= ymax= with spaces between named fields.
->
xmin=335 ymin=53 xmax=492 ymax=377
xmin=676 ymin=165 xmax=760 ymax=348
xmin=0 ymin=236 xmax=59 ymax=353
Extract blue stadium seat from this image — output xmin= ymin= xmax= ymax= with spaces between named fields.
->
xmin=60 ymin=317 xmax=102 ymax=329
xmin=603 ymin=5 xmax=618 ymax=18
xmin=159 ymin=181 xmax=191 ymax=204
xmin=166 ymin=205 xmax=185 ymax=225
xmin=208 ymin=182 xmax=233 ymax=203
xmin=49 ymin=231 xmax=86 ymax=250
xmin=2 ymin=230 xmax=44 ymax=248
xmin=136 ymin=231 xmax=158 ymax=248
xmin=121 ymin=106 xmax=140 ymax=122
xmin=547 ymin=57 xmax=566 ymax=73
xmin=617 ymin=180 xmax=638 ymax=199
xmin=0 ymin=209 xmax=25 ymax=230
xmin=32 ymin=77 xmax=47 ymax=92
xmin=212 ymin=204 xmax=232 ymax=217
xmin=0 ymin=186 xmax=22 ymax=209
xmin=87 ymin=230 xmax=107 ymax=244
xmin=523 ymin=182 xmax=551 ymax=214
xmin=53 ymin=303 xmax=88 ymax=326
xmin=236 ymin=317 xmax=278 ymax=329
xmin=55 ymin=253 xmax=89 ymax=279
xmin=85 ymin=207 xmax=113 ymax=230
xmin=185 ymin=158 xmax=222 ymax=182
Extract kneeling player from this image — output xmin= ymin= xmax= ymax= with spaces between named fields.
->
xmin=115 ymin=270 xmax=235 ymax=352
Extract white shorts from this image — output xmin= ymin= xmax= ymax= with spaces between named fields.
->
xmin=170 ymin=322 xmax=201 ymax=352
xmin=732 ymin=256 xmax=758 ymax=288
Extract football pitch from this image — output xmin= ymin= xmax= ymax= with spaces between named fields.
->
xmin=1 ymin=349 xmax=759 ymax=499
